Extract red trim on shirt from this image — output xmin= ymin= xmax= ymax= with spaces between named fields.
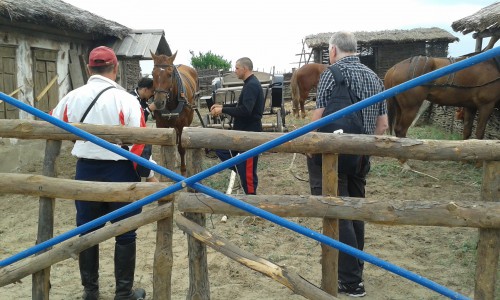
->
xmin=130 ymin=143 xmax=146 ymax=170
xmin=63 ymin=105 xmax=69 ymax=122
xmin=119 ymin=110 xmax=125 ymax=125
xmin=245 ymin=158 xmax=255 ymax=194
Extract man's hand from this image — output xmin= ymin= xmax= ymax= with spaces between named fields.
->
xmin=210 ymin=104 xmax=223 ymax=117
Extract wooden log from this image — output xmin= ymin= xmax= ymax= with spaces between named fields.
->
xmin=176 ymin=193 xmax=500 ymax=229
xmin=0 ymin=119 xmax=176 ymax=146
xmin=175 ymin=214 xmax=337 ymax=300
xmin=33 ymin=140 xmax=61 ymax=299
xmin=474 ymin=161 xmax=500 ymax=300
xmin=181 ymin=127 xmax=500 ymax=161
xmin=321 ymin=154 xmax=339 ymax=296
xmin=185 ymin=148 xmax=210 ymax=299
xmin=0 ymin=202 xmax=173 ymax=287
xmin=0 ymin=174 xmax=173 ymax=202
xmin=153 ymin=144 xmax=177 ymax=300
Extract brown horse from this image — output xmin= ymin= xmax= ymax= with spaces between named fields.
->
xmin=384 ymin=55 xmax=500 ymax=140
xmin=290 ymin=63 xmax=328 ymax=118
xmin=151 ymin=51 xmax=199 ymax=175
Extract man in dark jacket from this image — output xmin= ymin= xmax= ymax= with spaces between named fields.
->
xmin=209 ymin=57 xmax=265 ymax=194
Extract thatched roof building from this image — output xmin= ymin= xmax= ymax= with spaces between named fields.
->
xmin=304 ymin=27 xmax=458 ymax=48
xmin=451 ymin=2 xmax=500 ymax=51
xmin=0 ymin=0 xmax=171 ymax=120
xmin=0 ymin=0 xmax=130 ymax=39
xmin=303 ymin=27 xmax=458 ymax=78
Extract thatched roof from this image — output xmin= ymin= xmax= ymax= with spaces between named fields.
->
xmin=305 ymin=27 xmax=458 ymax=48
xmin=452 ymin=2 xmax=500 ymax=37
xmin=0 ymin=0 xmax=130 ymax=39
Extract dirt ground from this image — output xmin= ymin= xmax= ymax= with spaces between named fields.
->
xmin=0 ymin=100 xmax=498 ymax=299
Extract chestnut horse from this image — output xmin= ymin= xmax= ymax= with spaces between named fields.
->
xmin=290 ymin=63 xmax=328 ymax=118
xmin=151 ymin=51 xmax=199 ymax=175
xmin=384 ymin=55 xmax=500 ymax=140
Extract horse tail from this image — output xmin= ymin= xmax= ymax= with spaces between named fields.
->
xmin=387 ymin=96 xmax=397 ymax=135
xmin=290 ymin=70 xmax=300 ymax=112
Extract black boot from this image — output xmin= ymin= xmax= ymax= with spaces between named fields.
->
xmin=114 ymin=241 xmax=146 ymax=300
xmin=79 ymin=245 xmax=99 ymax=300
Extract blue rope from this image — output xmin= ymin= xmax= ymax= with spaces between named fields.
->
xmin=2 ymin=47 xmax=498 ymax=298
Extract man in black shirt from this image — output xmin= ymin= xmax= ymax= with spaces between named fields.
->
xmin=210 ymin=57 xmax=265 ymax=194
xmin=130 ymin=77 xmax=156 ymax=121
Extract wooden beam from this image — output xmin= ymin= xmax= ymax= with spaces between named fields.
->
xmin=180 ymin=127 xmax=500 ymax=161
xmin=35 ymin=75 xmax=58 ymax=102
xmin=0 ymin=119 xmax=177 ymax=146
xmin=176 ymin=214 xmax=337 ymax=300
xmin=0 ymin=202 xmax=173 ymax=287
xmin=0 ymin=173 xmax=173 ymax=202
xmin=176 ymin=192 xmax=500 ymax=229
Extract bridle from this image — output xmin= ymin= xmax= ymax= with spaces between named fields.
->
xmin=153 ymin=63 xmax=174 ymax=100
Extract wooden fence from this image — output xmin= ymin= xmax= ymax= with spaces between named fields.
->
xmin=0 ymin=120 xmax=499 ymax=299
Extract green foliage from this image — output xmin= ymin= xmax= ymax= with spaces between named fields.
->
xmin=189 ymin=50 xmax=231 ymax=70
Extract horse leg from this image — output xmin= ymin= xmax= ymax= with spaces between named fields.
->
xmin=462 ymin=107 xmax=476 ymax=140
xmin=474 ymin=104 xmax=495 ymax=139
xmin=300 ymin=99 xmax=306 ymax=119
xmin=292 ymin=99 xmax=299 ymax=118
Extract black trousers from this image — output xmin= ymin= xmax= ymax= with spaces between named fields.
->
xmin=307 ymin=155 xmax=370 ymax=284
xmin=215 ymin=149 xmax=259 ymax=195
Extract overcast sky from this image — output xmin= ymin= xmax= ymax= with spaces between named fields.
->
xmin=62 ymin=0 xmax=496 ymax=74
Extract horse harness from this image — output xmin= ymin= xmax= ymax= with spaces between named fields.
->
xmin=154 ymin=63 xmax=196 ymax=119
xmin=408 ymin=55 xmax=500 ymax=89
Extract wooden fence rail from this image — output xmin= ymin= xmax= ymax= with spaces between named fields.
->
xmin=0 ymin=119 xmax=498 ymax=299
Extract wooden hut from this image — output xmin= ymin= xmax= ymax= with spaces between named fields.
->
xmin=0 ymin=0 xmax=171 ymax=120
xmin=452 ymin=2 xmax=500 ymax=52
xmin=304 ymin=27 xmax=458 ymax=78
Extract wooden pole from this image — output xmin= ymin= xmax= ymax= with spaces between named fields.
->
xmin=32 ymin=140 xmax=61 ymax=300
xmin=180 ymin=127 xmax=500 ymax=161
xmin=474 ymin=161 xmax=500 ymax=300
xmin=185 ymin=148 xmax=210 ymax=299
xmin=176 ymin=215 xmax=337 ymax=300
xmin=321 ymin=154 xmax=339 ymax=296
xmin=35 ymin=75 xmax=58 ymax=102
xmin=0 ymin=174 xmax=172 ymax=202
xmin=0 ymin=203 xmax=173 ymax=287
xmin=176 ymin=193 xmax=500 ymax=228
xmin=153 ymin=144 xmax=177 ymax=300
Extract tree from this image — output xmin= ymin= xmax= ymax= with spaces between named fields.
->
xmin=189 ymin=50 xmax=231 ymax=70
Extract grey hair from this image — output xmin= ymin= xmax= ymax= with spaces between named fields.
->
xmin=329 ymin=31 xmax=357 ymax=53
xmin=236 ymin=57 xmax=253 ymax=71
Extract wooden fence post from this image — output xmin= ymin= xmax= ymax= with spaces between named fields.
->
xmin=185 ymin=148 xmax=210 ymax=299
xmin=474 ymin=161 xmax=500 ymax=300
xmin=321 ymin=153 xmax=339 ymax=296
xmin=153 ymin=144 xmax=177 ymax=300
xmin=32 ymin=140 xmax=61 ymax=300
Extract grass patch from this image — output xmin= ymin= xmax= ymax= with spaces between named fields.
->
xmin=407 ymin=125 xmax=462 ymax=140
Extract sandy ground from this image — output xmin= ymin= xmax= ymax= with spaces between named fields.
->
xmin=0 ymin=101 xmax=498 ymax=299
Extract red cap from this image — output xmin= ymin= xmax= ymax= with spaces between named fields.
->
xmin=88 ymin=46 xmax=118 ymax=67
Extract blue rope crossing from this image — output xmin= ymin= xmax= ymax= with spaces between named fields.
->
xmin=2 ymin=47 xmax=499 ymax=299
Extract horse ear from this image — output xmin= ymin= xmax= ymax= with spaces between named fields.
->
xmin=150 ymin=50 xmax=156 ymax=60
xmin=171 ymin=51 xmax=177 ymax=62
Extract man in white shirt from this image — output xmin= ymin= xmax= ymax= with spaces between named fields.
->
xmin=51 ymin=46 xmax=147 ymax=300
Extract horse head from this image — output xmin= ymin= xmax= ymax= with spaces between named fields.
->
xmin=151 ymin=51 xmax=178 ymax=110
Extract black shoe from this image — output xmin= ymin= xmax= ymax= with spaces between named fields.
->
xmin=338 ymin=281 xmax=366 ymax=297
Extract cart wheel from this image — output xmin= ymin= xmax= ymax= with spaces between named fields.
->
xmin=276 ymin=108 xmax=283 ymax=132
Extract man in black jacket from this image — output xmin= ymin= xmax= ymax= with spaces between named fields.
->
xmin=210 ymin=57 xmax=265 ymax=194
